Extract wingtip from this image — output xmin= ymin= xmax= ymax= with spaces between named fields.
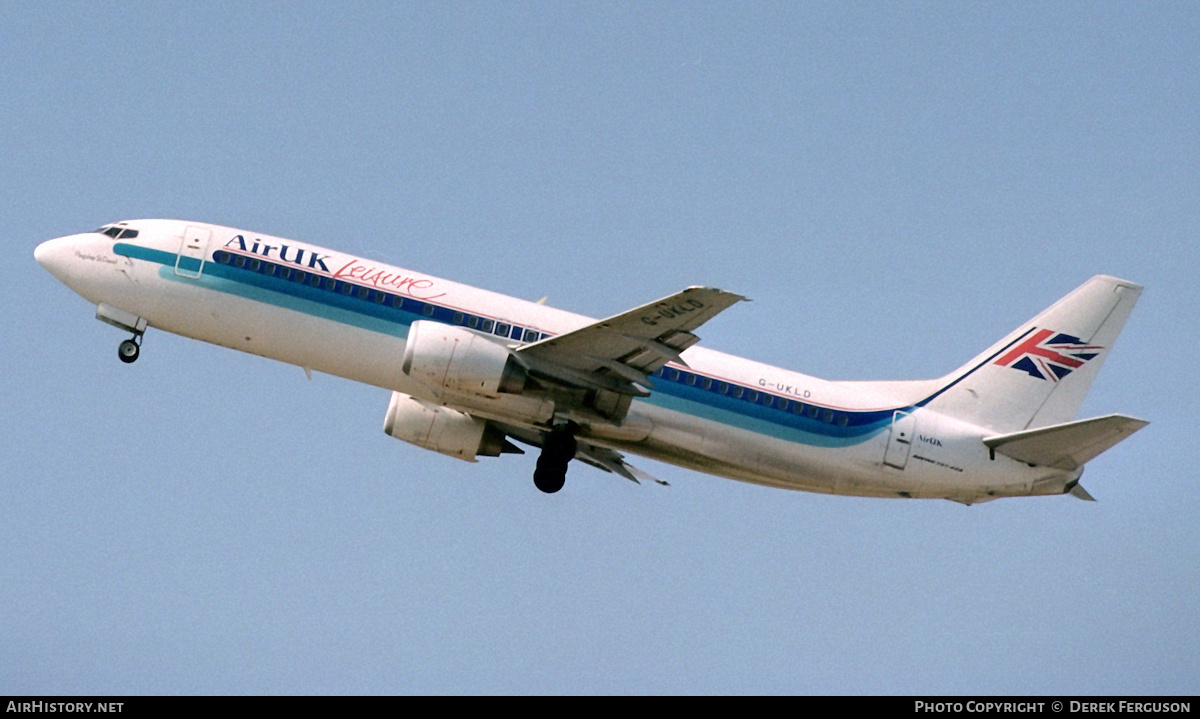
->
xmin=683 ymin=285 xmax=749 ymax=302
xmin=1068 ymin=482 xmax=1097 ymax=502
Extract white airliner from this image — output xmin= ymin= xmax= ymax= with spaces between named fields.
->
xmin=36 ymin=220 xmax=1147 ymax=503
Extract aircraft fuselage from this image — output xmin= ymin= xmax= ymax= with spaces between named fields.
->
xmin=36 ymin=219 xmax=1131 ymax=503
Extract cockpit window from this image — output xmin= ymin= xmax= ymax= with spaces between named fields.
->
xmin=94 ymin=225 xmax=139 ymax=239
xmin=95 ymin=226 xmax=138 ymax=239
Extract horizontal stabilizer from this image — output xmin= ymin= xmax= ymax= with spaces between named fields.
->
xmin=983 ymin=414 xmax=1148 ymax=470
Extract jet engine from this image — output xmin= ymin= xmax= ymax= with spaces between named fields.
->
xmin=401 ymin=320 xmax=527 ymax=398
xmin=382 ymin=391 xmax=518 ymax=461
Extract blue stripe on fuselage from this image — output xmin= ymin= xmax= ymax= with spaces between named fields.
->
xmin=115 ymin=242 xmax=901 ymax=446
xmin=645 ymin=374 xmax=895 ymax=444
xmin=647 ymin=386 xmax=892 ymax=447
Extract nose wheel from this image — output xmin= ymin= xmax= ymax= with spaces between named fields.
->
xmin=95 ymin=304 xmax=148 ymax=365
xmin=118 ymin=336 xmax=141 ymax=364
xmin=533 ymin=425 xmax=578 ymax=494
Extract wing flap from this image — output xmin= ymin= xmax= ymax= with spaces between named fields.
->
xmin=497 ymin=421 xmax=669 ymax=487
xmin=575 ymin=442 xmax=669 ymax=486
xmin=983 ymin=414 xmax=1149 ymax=470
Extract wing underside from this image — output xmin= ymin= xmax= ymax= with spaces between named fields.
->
xmin=496 ymin=422 xmax=668 ymax=486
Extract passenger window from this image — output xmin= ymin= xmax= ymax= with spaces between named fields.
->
xmin=279 ymin=267 xmax=292 ymax=280
xmin=701 ymin=377 xmax=712 ymax=390
xmin=822 ymin=409 xmax=834 ymax=423
xmin=668 ymin=369 xmax=680 ymax=381
xmin=715 ymin=381 xmax=727 ymax=394
xmin=263 ymin=263 xmax=276 ymax=276
xmin=308 ymin=274 xmax=321 ymax=287
xmin=761 ymin=393 xmax=772 ymax=407
xmin=731 ymin=386 xmax=744 ymax=399
xmin=389 ymin=295 xmax=404 ymax=308
xmin=685 ymin=374 xmax=697 ymax=386
xmin=777 ymin=399 xmax=789 ymax=411
xmin=453 ymin=312 xmax=465 ymax=324
xmin=356 ymin=286 xmax=370 ymax=299
xmin=340 ymin=282 xmax=353 ymax=295
xmin=792 ymin=402 xmax=804 ymax=415
xmin=523 ymin=328 xmax=537 ymax=342
xmin=423 ymin=305 xmax=435 ymax=317
xmin=325 ymin=277 xmax=338 ymax=291
xmin=836 ymin=414 xmax=849 ymax=427
xmin=248 ymin=258 xmax=261 ymax=272
xmin=214 ymin=251 xmax=229 ymax=264
xmin=233 ymin=255 xmax=246 ymax=268
xmin=747 ymin=390 xmax=758 ymax=402
xmin=293 ymin=270 xmax=308 ymax=283
xmin=480 ymin=319 xmax=494 ymax=333
xmin=495 ymin=323 xmax=510 ymax=336
xmin=372 ymin=290 xmax=386 ymax=303
xmin=467 ymin=316 xmax=479 ymax=329
xmin=806 ymin=405 xmax=819 ymax=419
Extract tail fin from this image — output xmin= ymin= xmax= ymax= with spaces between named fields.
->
xmin=922 ymin=275 xmax=1142 ymax=433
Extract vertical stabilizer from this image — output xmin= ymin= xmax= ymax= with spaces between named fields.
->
xmin=923 ymin=275 xmax=1142 ymax=433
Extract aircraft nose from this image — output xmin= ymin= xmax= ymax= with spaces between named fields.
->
xmin=34 ymin=239 xmax=53 ymax=267
xmin=35 ymin=235 xmax=83 ymax=281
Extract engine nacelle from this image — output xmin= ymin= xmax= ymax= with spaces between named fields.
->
xmin=383 ymin=391 xmax=509 ymax=461
xmin=401 ymin=320 xmax=527 ymax=398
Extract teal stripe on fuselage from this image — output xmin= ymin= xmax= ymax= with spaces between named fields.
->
xmin=116 ymin=242 xmax=891 ymax=447
xmin=119 ymin=242 xmax=417 ymax=338
xmin=159 ymin=266 xmax=415 ymax=338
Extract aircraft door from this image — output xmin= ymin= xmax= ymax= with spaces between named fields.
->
xmin=175 ymin=226 xmax=212 ymax=278
xmin=883 ymin=410 xmax=916 ymax=469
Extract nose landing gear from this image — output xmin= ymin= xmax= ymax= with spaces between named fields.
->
xmin=96 ymin=303 xmax=148 ymax=365
xmin=533 ymin=424 xmax=579 ymax=494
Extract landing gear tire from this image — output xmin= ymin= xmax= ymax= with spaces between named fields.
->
xmin=533 ymin=463 xmax=567 ymax=494
xmin=533 ymin=427 xmax=578 ymax=494
xmin=118 ymin=339 xmax=140 ymax=364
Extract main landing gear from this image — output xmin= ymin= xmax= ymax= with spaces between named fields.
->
xmin=117 ymin=334 xmax=142 ymax=364
xmin=534 ymin=424 xmax=579 ymax=494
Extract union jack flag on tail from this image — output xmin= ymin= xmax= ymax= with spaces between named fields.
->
xmin=993 ymin=328 xmax=1104 ymax=382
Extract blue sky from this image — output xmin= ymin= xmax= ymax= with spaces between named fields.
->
xmin=3 ymin=1 xmax=1198 ymax=694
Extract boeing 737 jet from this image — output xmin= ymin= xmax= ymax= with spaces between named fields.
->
xmin=36 ymin=220 xmax=1147 ymax=503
